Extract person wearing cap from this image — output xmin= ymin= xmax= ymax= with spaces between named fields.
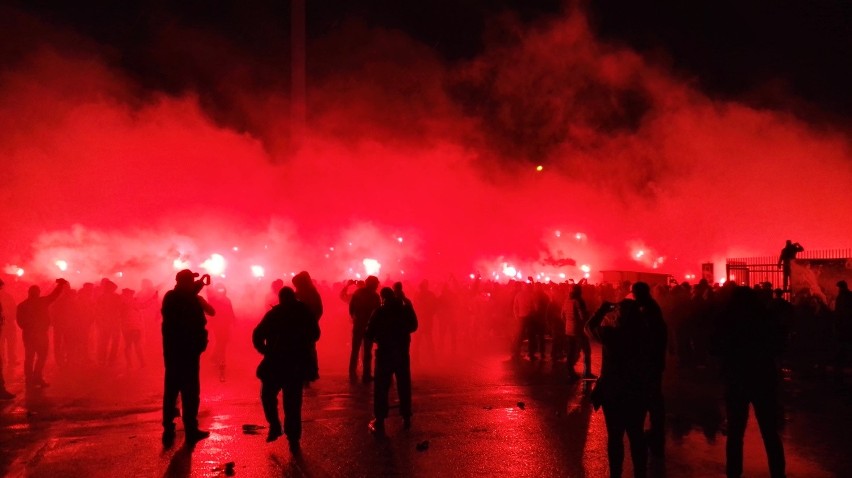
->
xmin=160 ymin=269 xmax=215 ymax=446
xmin=16 ymin=278 xmax=69 ymax=388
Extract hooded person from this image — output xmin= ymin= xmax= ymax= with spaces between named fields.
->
xmin=292 ymin=271 xmax=322 ymax=382
xmin=252 ymin=286 xmax=320 ymax=452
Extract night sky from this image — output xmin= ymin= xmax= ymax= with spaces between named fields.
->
xmin=6 ymin=1 xmax=850 ymax=128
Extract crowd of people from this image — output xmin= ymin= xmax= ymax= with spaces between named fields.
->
xmin=1 ymin=266 xmax=851 ymax=477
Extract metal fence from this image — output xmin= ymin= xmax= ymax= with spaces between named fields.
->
xmin=726 ymin=249 xmax=852 ymax=288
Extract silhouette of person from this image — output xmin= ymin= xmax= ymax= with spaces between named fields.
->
xmin=0 ymin=279 xmax=18 ymax=382
xmin=411 ymin=280 xmax=438 ymax=363
xmin=712 ymin=286 xmax=786 ymax=478
xmin=119 ymin=288 xmax=146 ymax=369
xmin=339 ymin=279 xmax=363 ymax=303
xmin=586 ymin=298 xmax=656 ymax=478
xmin=292 ymin=271 xmax=323 ymax=382
xmin=95 ymin=279 xmax=123 ymax=366
xmin=777 ymin=240 xmax=803 ymax=291
xmin=366 ymin=287 xmax=418 ymax=433
xmin=392 ymin=281 xmax=411 ymax=307
xmin=51 ymin=286 xmax=78 ymax=367
xmin=512 ymin=281 xmax=537 ymax=360
xmin=160 ymin=269 xmax=215 ymax=447
xmin=16 ymin=278 xmax=69 ymax=388
xmin=206 ymin=285 xmax=235 ymax=381
xmin=563 ymin=284 xmax=595 ymax=380
xmin=0 ymin=279 xmax=15 ymax=399
xmin=631 ymin=282 xmax=668 ymax=459
xmin=348 ymin=276 xmax=380 ymax=383
xmin=252 ymin=286 xmax=319 ymax=453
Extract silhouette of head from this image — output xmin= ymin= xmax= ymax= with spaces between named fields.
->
xmin=570 ymin=285 xmax=583 ymax=299
xmin=100 ymin=278 xmax=118 ymax=292
xmin=631 ymin=282 xmax=652 ymax=302
xmin=393 ymin=282 xmax=403 ymax=296
xmin=278 ymin=286 xmax=296 ymax=304
xmin=292 ymin=271 xmax=312 ymax=290
xmin=175 ymin=269 xmax=198 ymax=287
xmin=839 ymin=280 xmax=849 ymax=291
xmin=380 ymin=287 xmax=395 ymax=303
xmin=271 ymin=279 xmax=285 ymax=293
xmin=365 ymin=276 xmax=380 ymax=291
xmin=27 ymin=285 xmax=40 ymax=298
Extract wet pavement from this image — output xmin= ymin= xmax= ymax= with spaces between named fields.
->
xmin=2 ymin=344 xmax=852 ymax=478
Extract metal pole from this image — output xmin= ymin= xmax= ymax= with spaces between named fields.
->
xmin=291 ymin=0 xmax=306 ymax=153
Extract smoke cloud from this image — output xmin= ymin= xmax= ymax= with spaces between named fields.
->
xmin=1 ymin=4 xmax=850 ymax=302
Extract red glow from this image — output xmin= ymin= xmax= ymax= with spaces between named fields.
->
xmin=0 ymin=5 xmax=850 ymax=299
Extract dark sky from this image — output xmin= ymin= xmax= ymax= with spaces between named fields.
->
xmin=6 ymin=0 xmax=851 ymax=122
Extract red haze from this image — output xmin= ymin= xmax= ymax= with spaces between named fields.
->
xmin=1 ymin=7 xmax=851 ymax=298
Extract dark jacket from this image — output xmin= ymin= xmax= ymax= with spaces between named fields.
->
xmin=17 ymin=285 xmax=64 ymax=337
xmin=161 ymin=288 xmax=209 ymax=358
xmin=253 ymin=300 xmax=320 ymax=382
xmin=587 ymin=300 xmax=661 ymax=409
xmin=712 ymin=287 xmax=785 ymax=391
xmin=349 ymin=288 xmax=381 ymax=329
xmin=365 ymin=298 xmax=418 ymax=360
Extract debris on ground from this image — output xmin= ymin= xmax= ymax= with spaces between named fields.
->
xmin=242 ymin=424 xmax=265 ymax=435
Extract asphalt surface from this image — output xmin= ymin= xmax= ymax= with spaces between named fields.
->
xmin=2 ymin=342 xmax=851 ymax=478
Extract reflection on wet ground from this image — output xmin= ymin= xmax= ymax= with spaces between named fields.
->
xmin=2 ymin=345 xmax=851 ymax=477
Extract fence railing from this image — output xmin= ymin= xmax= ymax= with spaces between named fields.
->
xmin=726 ymin=249 xmax=851 ymax=288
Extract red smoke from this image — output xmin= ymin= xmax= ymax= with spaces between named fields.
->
xmin=1 ymin=7 xmax=850 ymax=298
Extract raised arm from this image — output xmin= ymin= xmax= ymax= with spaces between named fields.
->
xmin=198 ymin=296 xmax=216 ymax=316
xmin=44 ymin=279 xmax=69 ymax=304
